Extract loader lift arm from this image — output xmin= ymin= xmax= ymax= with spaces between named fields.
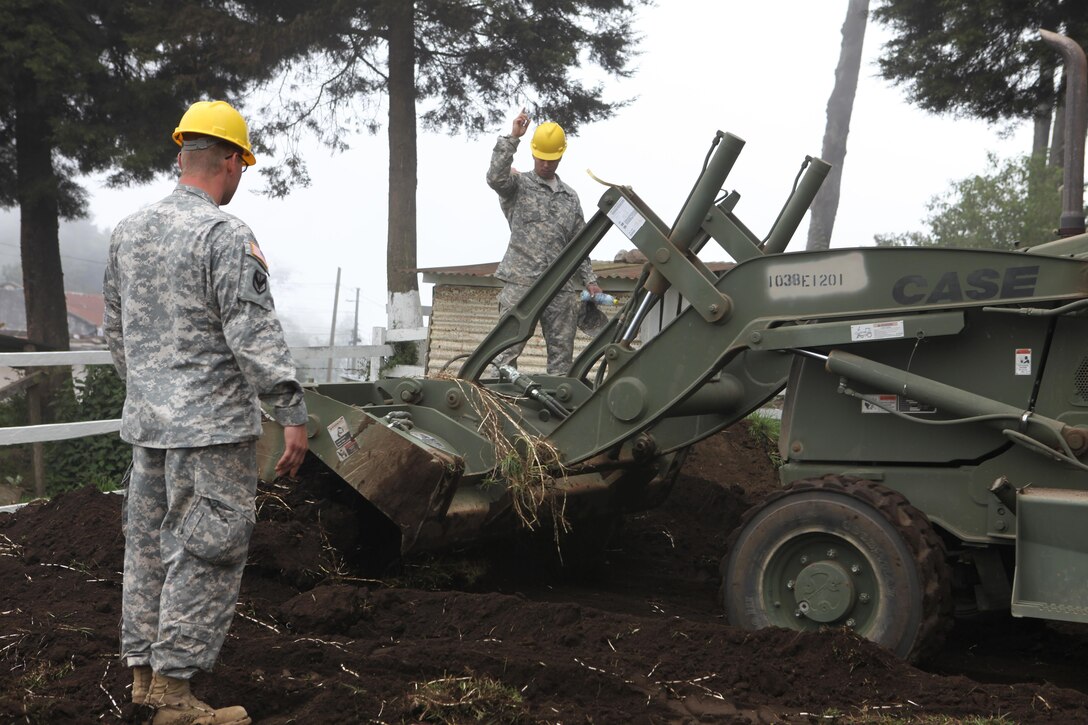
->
xmin=458 ymin=133 xmax=828 ymax=460
xmin=459 ymin=131 xmax=1088 ymax=468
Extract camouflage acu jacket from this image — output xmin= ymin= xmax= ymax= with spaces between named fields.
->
xmin=487 ymin=135 xmax=596 ymax=290
xmin=103 ymin=184 xmax=307 ymax=447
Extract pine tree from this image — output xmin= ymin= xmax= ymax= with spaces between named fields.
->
xmin=873 ymin=0 xmax=1088 ymax=156
xmin=257 ymin=0 xmax=647 ymax=336
xmin=0 ymin=0 xmax=321 ymax=359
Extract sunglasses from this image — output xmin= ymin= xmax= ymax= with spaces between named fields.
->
xmin=224 ymin=152 xmax=248 ymax=172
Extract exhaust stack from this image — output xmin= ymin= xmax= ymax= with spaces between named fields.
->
xmin=1040 ymin=29 xmax=1087 ymax=237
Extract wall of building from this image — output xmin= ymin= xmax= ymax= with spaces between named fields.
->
xmin=425 ymin=285 xmax=627 ymax=377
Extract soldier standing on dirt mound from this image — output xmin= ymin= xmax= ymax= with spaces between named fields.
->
xmin=103 ymin=100 xmax=309 ymax=725
xmin=487 ymin=110 xmax=604 ymax=375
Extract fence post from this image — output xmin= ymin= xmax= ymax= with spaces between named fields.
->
xmin=369 ymin=327 xmax=386 ymax=381
xmin=26 ymin=381 xmax=45 ymax=497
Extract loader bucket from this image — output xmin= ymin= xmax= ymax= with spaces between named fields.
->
xmin=1011 ymin=486 xmax=1088 ymax=624
xmin=257 ymin=382 xmax=692 ymax=558
xmin=258 ymin=389 xmax=464 ymax=554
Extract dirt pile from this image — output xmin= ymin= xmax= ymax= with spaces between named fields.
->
xmin=2 ymin=424 xmax=1088 ymax=723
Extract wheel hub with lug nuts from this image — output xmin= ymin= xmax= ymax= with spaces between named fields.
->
xmin=793 ymin=560 xmax=855 ymax=623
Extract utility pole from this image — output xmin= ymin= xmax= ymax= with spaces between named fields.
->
xmin=352 ymin=288 xmax=360 ymax=346
xmin=351 ymin=288 xmax=360 ymax=375
xmin=326 ymin=267 xmax=342 ymax=382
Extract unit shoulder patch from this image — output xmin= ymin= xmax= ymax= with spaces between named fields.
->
xmin=239 ymin=239 xmax=273 ymax=309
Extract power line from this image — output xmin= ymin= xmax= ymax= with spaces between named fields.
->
xmin=0 ymin=241 xmax=107 ymax=267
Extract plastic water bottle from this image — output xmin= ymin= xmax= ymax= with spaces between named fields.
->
xmin=580 ymin=291 xmax=616 ymax=305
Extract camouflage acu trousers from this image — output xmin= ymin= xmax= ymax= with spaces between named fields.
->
xmin=120 ymin=442 xmax=256 ymax=678
xmin=494 ymin=282 xmax=579 ymax=375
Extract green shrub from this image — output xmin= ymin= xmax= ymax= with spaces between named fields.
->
xmin=0 ymin=390 xmax=30 ymax=488
xmin=379 ymin=340 xmax=420 ymax=376
xmin=45 ymin=365 xmax=129 ymax=494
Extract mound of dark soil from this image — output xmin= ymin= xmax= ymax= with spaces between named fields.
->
xmin=2 ymin=423 xmax=1088 ymax=723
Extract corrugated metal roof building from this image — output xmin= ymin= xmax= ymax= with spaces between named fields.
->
xmin=0 ymin=285 xmax=106 ymax=339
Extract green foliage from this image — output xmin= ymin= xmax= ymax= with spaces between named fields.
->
xmin=389 ymin=340 xmax=419 ymax=367
xmin=0 ymin=1 xmax=322 ymax=209
xmin=0 ymin=387 xmax=29 ymax=487
xmin=873 ymin=0 xmax=1088 ymax=124
xmin=45 ymin=365 xmax=129 ymax=495
xmin=257 ymin=0 xmax=649 ymax=193
xmin=379 ymin=340 xmax=420 ymax=376
xmin=745 ymin=411 xmax=782 ymax=468
xmin=0 ymin=1 xmax=327 ymax=349
xmin=875 ymin=154 xmax=1066 ymax=250
xmin=0 ymin=385 xmax=27 ymax=427
xmin=746 ymin=411 xmax=781 ymax=445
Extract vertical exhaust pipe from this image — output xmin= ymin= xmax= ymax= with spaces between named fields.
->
xmin=1040 ymin=29 xmax=1086 ymax=237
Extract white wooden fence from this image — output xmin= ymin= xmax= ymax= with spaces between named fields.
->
xmin=0 ymin=331 xmax=429 ymax=448
xmin=0 ymin=350 xmax=122 ymax=445
xmin=0 ymin=326 xmax=427 ymax=497
xmin=0 ymin=328 xmax=411 ymax=507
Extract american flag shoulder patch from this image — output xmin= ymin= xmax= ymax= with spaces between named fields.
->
xmin=246 ymin=240 xmax=268 ymax=271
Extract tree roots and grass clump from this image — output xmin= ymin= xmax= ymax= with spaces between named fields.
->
xmin=408 ymin=672 xmax=528 ymax=725
xmin=437 ymin=374 xmax=570 ymax=544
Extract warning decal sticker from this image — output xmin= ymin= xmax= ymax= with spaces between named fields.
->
xmin=1015 ymin=348 xmax=1032 ymax=376
xmin=326 ymin=415 xmax=360 ymax=462
xmin=851 ymin=320 xmax=905 ymax=342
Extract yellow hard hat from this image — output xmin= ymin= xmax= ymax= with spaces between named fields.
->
xmin=172 ymin=100 xmax=256 ymax=166
xmin=530 ymin=122 xmax=567 ymax=160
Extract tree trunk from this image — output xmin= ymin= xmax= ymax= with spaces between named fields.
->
xmin=1033 ymin=112 xmax=1053 ymax=159
xmin=16 ymin=74 xmax=70 ymax=352
xmin=806 ymin=0 xmax=869 ymax=251
xmin=15 ymin=71 xmax=72 ymax=417
xmin=385 ymin=1 xmax=423 ymax=337
xmin=1028 ymin=61 xmax=1055 ymax=210
xmin=1050 ymin=70 xmax=1066 ymax=170
xmin=1031 ymin=58 xmax=1055 ymax=161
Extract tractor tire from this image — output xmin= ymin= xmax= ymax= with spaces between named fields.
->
xmin=720 ymin=475 xmax=952 ymax=663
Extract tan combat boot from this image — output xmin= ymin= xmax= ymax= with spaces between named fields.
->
xmin=145 ymin=672 xmax=251 ymax=725
xmin=131 ymin=665 xmax=152 ymax=705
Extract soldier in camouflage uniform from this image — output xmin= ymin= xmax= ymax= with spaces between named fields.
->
xmin=487 ymin=110 xmax=603 ymax=375
xmin=103 ymin=100 xmax=307 ymax=725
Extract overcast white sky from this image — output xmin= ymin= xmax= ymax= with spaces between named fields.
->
xmin=84 ymin=0 xmax=1037 ymax=344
